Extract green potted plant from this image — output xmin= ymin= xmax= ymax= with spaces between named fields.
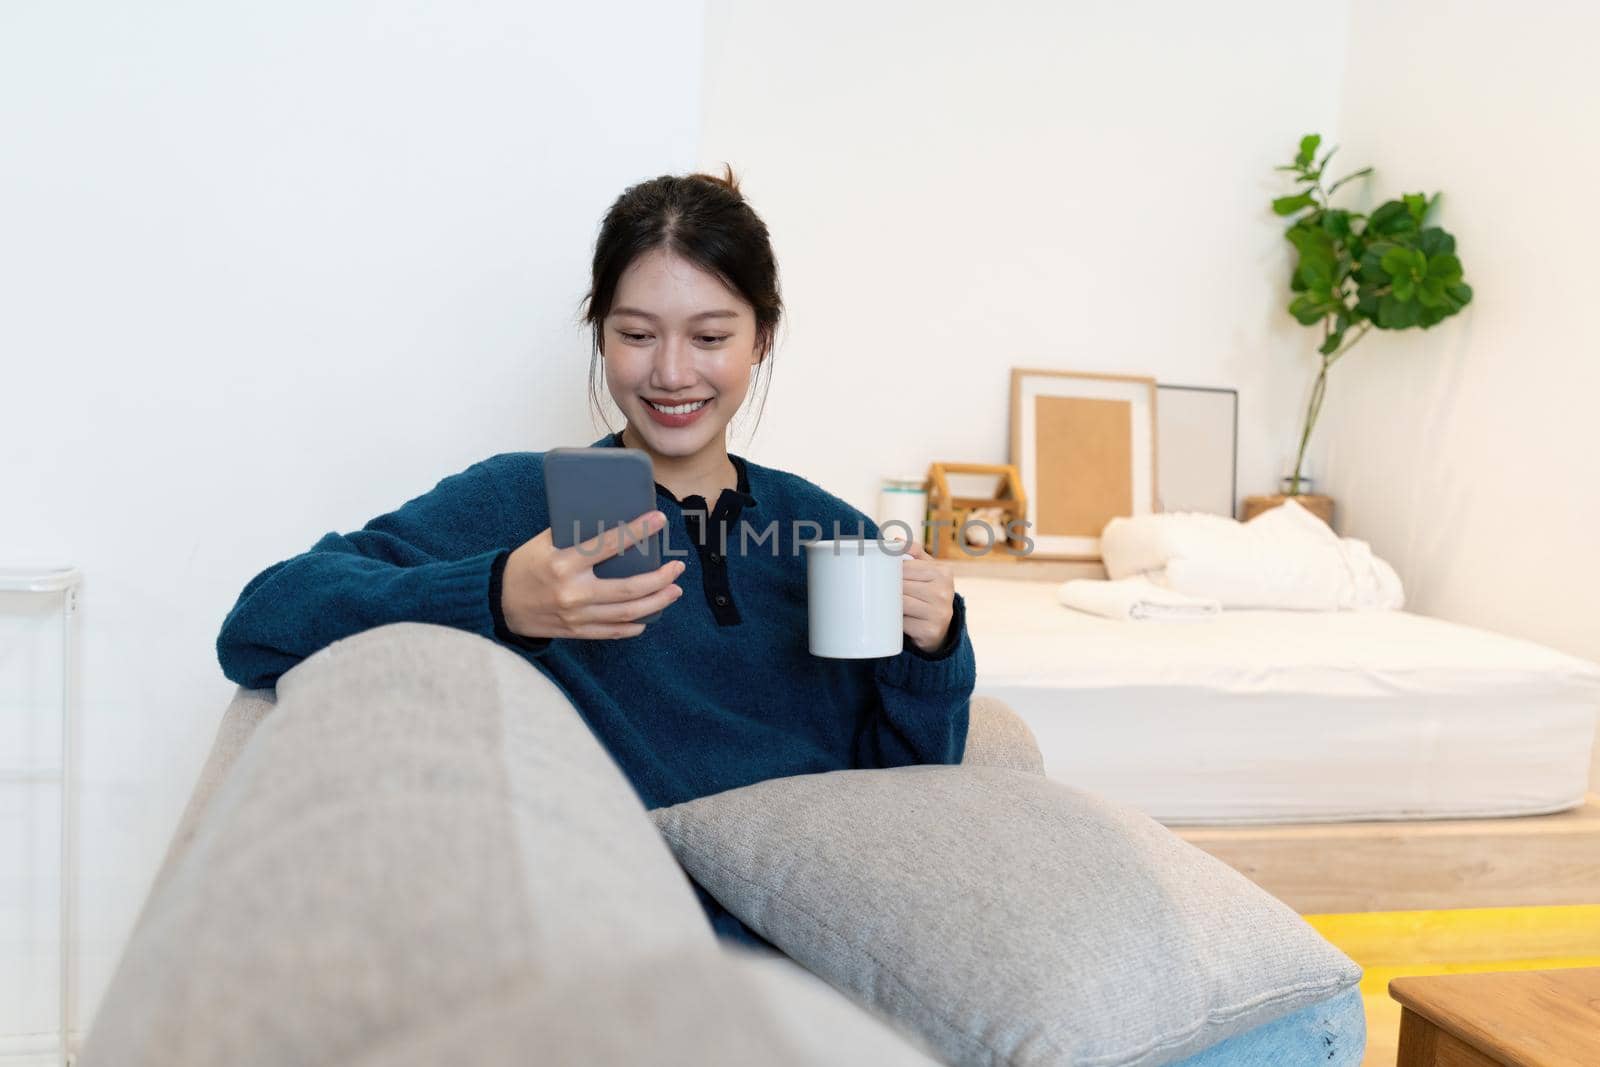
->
xmin=1255 ymin=133 xmax=1473 ymax=524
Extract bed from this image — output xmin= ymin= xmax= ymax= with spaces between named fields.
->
xmin=956 ymin=572 xmax=1600 ymax=909
xmin=959 ymin=574 xmax=1600 ymax=824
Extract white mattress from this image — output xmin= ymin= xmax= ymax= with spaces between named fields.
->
xmin=959 ymin=577 xmax=1600 ymax=825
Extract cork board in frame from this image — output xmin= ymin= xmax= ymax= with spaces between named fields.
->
xmin=1009 ymin=368 xmax=1158 ymax=560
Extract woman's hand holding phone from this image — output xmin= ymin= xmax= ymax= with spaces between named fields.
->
xmin=501 ymin=510 xmax=685 ymax=641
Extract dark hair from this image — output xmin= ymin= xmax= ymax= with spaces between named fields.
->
xmin=581 ymin=164 xmax=782 ymax=442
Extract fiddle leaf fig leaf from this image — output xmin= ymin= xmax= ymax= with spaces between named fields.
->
xmin=1403 ymin=192 xmax=1429 ymax=225
xmin=1299 ymin=256 xmax=1333 ymax=290
xmin=1355 ymin=284 xmax=1382 ymax=319
xmin=1427 ymin=253 xmax=1463 ymax=284
xmin=1321 ymin=209 xmax=1353 ymax=238
xmin=1416 ymin=275 xmax=1447 ymax=308
xmin=1288 ymin=225 xmax=1337 ymax=290
xmin=1359 ymin=241 xmax=1395 ymax=282
xmin=1379 ymin=246 xmax=1426 ymax=299
xmin=1289 ymin=291 xmax=1340 ymax=325
xmin=1273 ymin=193 xmax=1318 ymax=216
xmin=1296 ymin=134 xmax=1321 ymax=169
xmin=1418 ymin=227 xmax=1455 ymax=257
xmin=1377 ymin=293 xmax=1421 ymax=329
xmin=1368 ymin=200 xmax=1418 ymax=236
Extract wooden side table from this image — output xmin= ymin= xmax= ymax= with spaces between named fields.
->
xmin=1241 ymin=492 xmax=1335 ymax=527
xmin=1389 ymin=967 xmax=1600 ymax=1066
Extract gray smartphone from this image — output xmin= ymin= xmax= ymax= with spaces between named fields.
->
xmin=543 ymin=446 xmax=666 ymax=625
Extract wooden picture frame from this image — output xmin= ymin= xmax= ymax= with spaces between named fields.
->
xmin=1009 ymin=368 xmax=1158 ymax=560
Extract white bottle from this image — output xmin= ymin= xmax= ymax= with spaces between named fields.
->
xmin=876 ymin=475 xmax=929 ymax=545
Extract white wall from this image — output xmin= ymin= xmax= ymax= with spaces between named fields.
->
xmin=1315 ymin=0 xmax=1600 ymax=663
xmin=0 ymin=0 xmax=704 ymax=1032
xmin=698 ymin=0 xmax=1349 ymax=519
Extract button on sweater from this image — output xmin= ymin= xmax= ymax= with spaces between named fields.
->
xmin=215 ymin=430 xmax=976 ymax=950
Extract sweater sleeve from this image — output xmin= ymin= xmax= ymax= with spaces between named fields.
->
xmin=215 ymin=457 xmax=546 ymax=690
xmin=861 ymin=589 xmax=975 ymax=767
xmin=829 ymin=508 xmax=976 ymax=769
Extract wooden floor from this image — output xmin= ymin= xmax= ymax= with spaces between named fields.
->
xmin=1302 ymin=905 xmax=1600 ymax=1067
xmin=1174 ymin=795 xmax=1600 ymax=913
xmin=1172 ymin=797 xmax=1600 ymax=1064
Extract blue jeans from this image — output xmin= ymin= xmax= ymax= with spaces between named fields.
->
xmin=1172 ymin=985 xmax=1366 ymax=1066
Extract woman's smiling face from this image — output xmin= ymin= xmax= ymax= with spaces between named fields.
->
xmin=602 ymin=247 xmax=764 ymax=459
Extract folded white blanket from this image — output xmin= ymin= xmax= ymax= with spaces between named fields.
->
xmin=1099 ymin=499 xmax=1405 ymax=611
xmin=1056 ymin=578 xmax=1221 ymax=622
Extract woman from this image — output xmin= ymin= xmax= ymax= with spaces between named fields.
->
xmin=215 ymin=168 xmax=976 ymax=950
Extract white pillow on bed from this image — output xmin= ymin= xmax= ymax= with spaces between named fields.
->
xmin=1107 ymin=500 xmax=1404 ymax=611
xmin=1161 ymin=555 xmax=1343 ymax=610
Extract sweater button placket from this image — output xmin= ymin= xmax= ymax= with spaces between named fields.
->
xmin=709 ymin=503 xmax=741 ymax=623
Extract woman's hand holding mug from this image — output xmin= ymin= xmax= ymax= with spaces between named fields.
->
xmin=501 ymin=510 xmax=685 ymax=640
xmin=897 ymin=539 xmax=956 ymax=654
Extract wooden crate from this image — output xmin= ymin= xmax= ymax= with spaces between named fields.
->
xmin=926 ymin=462 xmax=1028 ymax=560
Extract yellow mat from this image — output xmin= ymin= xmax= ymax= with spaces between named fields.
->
xmin=1302 ymin=905 xmax=1600 ymax=1067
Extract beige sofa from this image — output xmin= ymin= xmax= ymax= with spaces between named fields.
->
xmin=79 ymin=621 xmax=1364 ymax=1066
xmin=79 ymin=622 xmax=1040 ymax=1065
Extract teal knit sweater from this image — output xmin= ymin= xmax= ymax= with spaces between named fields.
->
xmin=216 ymin=430 xmax=976 ymax=948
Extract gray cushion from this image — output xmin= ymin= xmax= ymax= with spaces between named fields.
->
xmin=962 ymin=694 xmax=1046 ymax=776
xmin=353 ymin=943 xmax=944 ymax=1066
xmin=83 ymin=622 xmax=717 ymax=1065
xmin=650 ymin=764 xmax=1363 ymax=1067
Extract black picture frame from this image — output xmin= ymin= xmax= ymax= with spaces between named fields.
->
xmin=1155 ymin=383 xmax=1239 ymax=518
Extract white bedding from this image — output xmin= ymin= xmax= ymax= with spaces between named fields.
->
xmin=1101 ymin=498 xmax=1406 ymax=611
xmin=960 ymin=576 xmax=1600 ymax=825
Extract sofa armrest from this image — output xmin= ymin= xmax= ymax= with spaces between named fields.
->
xmin=85 ymin=623 xmax=721 ymax=1066
xmin=163 ymin=688 xmax=1048 ymax=897
xmin=960 ymin=695 xmax=1044 ymax=776
xmin=147 ymin=686 xmax=276 ymax=900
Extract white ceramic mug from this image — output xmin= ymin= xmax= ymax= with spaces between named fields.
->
xmin=805 ymin=537 xmax=906 ymax=658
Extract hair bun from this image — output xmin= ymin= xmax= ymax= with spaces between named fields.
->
xmin=697 ymin=163 xmax=742 ymax=196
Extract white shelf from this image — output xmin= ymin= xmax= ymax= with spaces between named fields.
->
xmin=0 ymin=771 xmax=63 ymax=785
xmin=0 ymin=570 xmax=80 ymax=595
xmin=0 ymin=565 xmax=79 ymax=1067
